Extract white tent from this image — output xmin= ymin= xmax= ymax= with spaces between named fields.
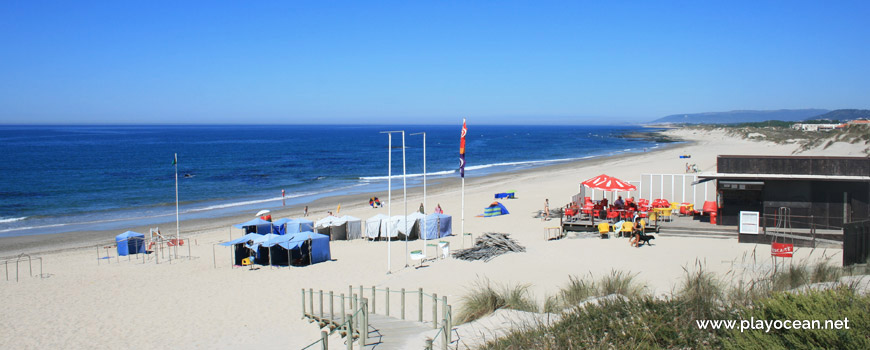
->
xmin=386 ymin=212 xmax=427 ymax=240
xmin=365 ymin=214 xmax=390 ymax=239
xmin=315 ymin=215 xmax=362 ymax=240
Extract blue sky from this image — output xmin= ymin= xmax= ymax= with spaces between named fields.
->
xmin=1 ymin=1 xmax=868 ymax=125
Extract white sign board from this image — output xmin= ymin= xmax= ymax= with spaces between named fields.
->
xmin=739 ymin=211 xmax=760 ymax=234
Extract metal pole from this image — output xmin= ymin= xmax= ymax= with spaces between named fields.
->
xmin=321 ymin=330 xmax=328 ymax=350
xmin=175 ymin=153 xmax=180 ymax=259
xmin=371 ymin=286 xmax=376 ymax=314
xmin=418 ymin=288 xmax=424 ymax=322
xmin=302 ymin=289 xmax=306 ymax=317
xmin=411 ymin=132 xmax=428 ymax=257
xmin=380 ymin=131 xmax=402 ymax=274
xmin=402 ymin=131 xmax=408 ymax=267
xmin=330 ymin=291 xmax=334 ymax=322
xmin=386 ymin=287 xmax=390 ymax=316
xmin=309 ymin=288 xmax=314 ymax=318
xmin=212 ymin=244 xmax=216 ymax=269
xmin=361 ymin=298 xmax=368 ymax=345
xmin=659 ymin=174 xmax=663 ymax=199
xmin=346 ymin=314 xmax=353 ymax=350
xmin=671 ymin=174 xmax=674 ymax=201
xmin=401 ymin=287 xmax=406 ymax=320
xmin=681 ymin=175 xmax=686 ymax=203
xmin=319 ymin=290 xmax=324 ymax=320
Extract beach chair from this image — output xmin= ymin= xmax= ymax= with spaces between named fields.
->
xmin=661 ymin=209 xmax=673 ymax=222
xmin=438 ymin=241 xmax=450 ymax=259
xmin=621 ymin=221 xmax=634 ymax=238
xmin=410 ymin=250 xmax=427 ymax=268
xmin=597 ymin=222 xmax=610 ymax=239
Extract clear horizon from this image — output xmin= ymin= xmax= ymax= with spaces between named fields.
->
xmin=2 ymin=1 xmax=868 ymax=124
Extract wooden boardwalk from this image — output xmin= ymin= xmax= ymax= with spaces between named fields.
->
xmin=361 ymin=313 xmax=434 ymax=350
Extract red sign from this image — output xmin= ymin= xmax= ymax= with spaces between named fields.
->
xmin=771 ymin=242 xmax=794 ymax=257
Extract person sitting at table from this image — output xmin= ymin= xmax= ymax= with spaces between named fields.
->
xmin=614 ymin=196 xmax=625 ymax=210
xmin=600 ymin=197 xmax=608 ymax=208
xmin=626 ymin=199 xmax=638 ymax=211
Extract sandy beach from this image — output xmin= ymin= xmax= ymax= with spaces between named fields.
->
xmin=1 ymin=128 xmax=865 ymax=349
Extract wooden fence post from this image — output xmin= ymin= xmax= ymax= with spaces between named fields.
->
xmin=329 ymin=291 xmax=334 ymax=322
xmin=418 ymin=287 xmax=424 ymax=322
xmin=321 ymin=330 xmax=328 ymax=350
xmin=432 ymin=293 xmax=438 ymax=329
xmin=301 ymin=289 xmax=306 ymax=317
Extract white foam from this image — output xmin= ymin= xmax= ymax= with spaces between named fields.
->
xmin=0 ymin=216 xmax=27 ymax=224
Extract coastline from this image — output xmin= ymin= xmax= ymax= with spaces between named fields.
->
xmin=0 ymin=136 xmax=686 ymax=257
xmin=2 ymin=126 xmax=865 ymax=349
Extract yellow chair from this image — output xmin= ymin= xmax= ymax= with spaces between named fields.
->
xmin=649 ymin=211 xmax=658 ymax=221
xmin=598 ymin=223 xmax=610 ymax=238
xmin=621 ymin=221 xmax=634 ymax=237
xmin=241 ymin=257 xmax=252 ymax=266
xmin=661 ymin=208 xmax=673 ymax=222
xmin=640 ymin=219 xmax=646 ymax=233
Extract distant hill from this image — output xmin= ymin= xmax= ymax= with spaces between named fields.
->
xmin=807 ymin=109 xmax=870 ymax=121
xmin=650 ymin=109 xmax=829 ymax=124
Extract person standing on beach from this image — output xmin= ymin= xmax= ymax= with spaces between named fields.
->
xmin=419 ymin=203 xmax=424 ymax=214
xmin=304 ymin=206 xmax=308 ymax=217
xmin=543 ymin=199 xmax=549 ymax=221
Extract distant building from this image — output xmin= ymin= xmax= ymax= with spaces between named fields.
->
xmin=791 ymin=123 xmax=844 ymax=131
xmin=699 ymin=155 xmax=870 ymax=229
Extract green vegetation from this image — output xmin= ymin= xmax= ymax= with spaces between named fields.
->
xmin=471 ymin=262 xmax=869 ymax=349
xmin=456 ymin=279 xmax=538 ymax=324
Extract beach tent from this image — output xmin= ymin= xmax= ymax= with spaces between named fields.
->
xmin=365 ymin=214 xmax=390 ymax=239
xmin=423 ymin=213 xmax=452 ymax=239
xmin=262 ymin=232 xmax=331 ymax=265
xmin=115 ymin=231 xmax=146 ymax=256
xmin=406 ymin=212 xmax=427 ymax=239
xmin=386 ymin=214 xmax=423 ymax=240
xmin=233 ymin=218 xmax=275 ymax=235
xmin=482 ymin=202 xmax=510 ymax=217
xmin=273 ymin=218 xmax=314 ymax=234
xmin=315 ymin=215 xmax=362 ymax=241
xmin=219 ymin=233 xmax=266 ymax=265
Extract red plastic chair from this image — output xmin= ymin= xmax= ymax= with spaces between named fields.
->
xmin=606 ymin=209 xmax=620 ymax=220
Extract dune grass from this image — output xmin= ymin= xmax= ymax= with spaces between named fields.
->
xmin=456 ymin=279 xmax=538 ymax=324
xmin=476 ymin=261 xmax=868 ymax=349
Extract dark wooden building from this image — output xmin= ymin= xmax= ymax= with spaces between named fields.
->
xmin=699 ymin=156 xmax=870 ymax=230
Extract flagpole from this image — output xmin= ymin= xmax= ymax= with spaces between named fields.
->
xmin=174 ymin=153 xmax=179 ymax=259
xmin=460 ymin=119 xmax=467 ymax=249
xmin=380 ymin=131 xmax=402 ymax=274
xmin=410 ymin=132 xmax=427 ymax=257
xmin=402 ymin=131 xmax=408 ymax=268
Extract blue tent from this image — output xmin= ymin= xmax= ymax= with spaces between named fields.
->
xmin=278 ymin=232 xmax=332 ymax=264
xmin=273 ymin=218 xmax=314 ymax=234
xmin=483 ymin=202 xmax=510 ymax=217
xmin=233 ymin=218 xmax=274 ymax=234
xmin=423 ymin=213 xmax=452 ymax=239
xmin=115 ymin=231 xmax=146 ymax=256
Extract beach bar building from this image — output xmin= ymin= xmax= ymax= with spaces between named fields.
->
xmin=698 ymin=155 xmax=870 ymax=230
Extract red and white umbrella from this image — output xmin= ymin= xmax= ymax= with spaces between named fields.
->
xmin=582 ymin=174 xmax=637 ymax=191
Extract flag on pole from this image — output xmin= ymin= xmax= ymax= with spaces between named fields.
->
xmin=172 ymin=154 xmax=177 ymax=166
xmin=459 ymin=118 xmax=467 ymax=177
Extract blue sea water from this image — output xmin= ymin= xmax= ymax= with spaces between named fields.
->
xmin=0 ymin=125 xmax=662 ymax=237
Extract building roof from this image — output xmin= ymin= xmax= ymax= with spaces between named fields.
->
xmin=695 ymin=172 xmax=870 ymax=184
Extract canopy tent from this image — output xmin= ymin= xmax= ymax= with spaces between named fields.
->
xmin=386 ymin=213 xmax=425 ymax=240
xmin=482 ymin=202 xmax=510 ymax=217
xmin=219 ymin=233 xmax=268 ymax=265
xmin=365 ymin=214 xmax=390 ymax=239
xmin=315 ymin=215 xmax=362 ymax=240
xmin=263 ymin=232 xmax=331 ymax=266
xmin=115 ymin=231 xmax=146 ymax=256
xmin=233 ymin=218 xmax=275 ymax=235
xmin=582 ymin=174 xmax=637 ymax=191
xmin=494 ymin=191 xmax=516 ymax=199
xmin=273 ymin=218 xmax=314 ymax=234
xmin=423 ymin=213 xmax=452 ymax=239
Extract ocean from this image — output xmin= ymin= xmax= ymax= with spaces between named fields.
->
xmin=0 ymin=125 xmax=664 ymax=237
